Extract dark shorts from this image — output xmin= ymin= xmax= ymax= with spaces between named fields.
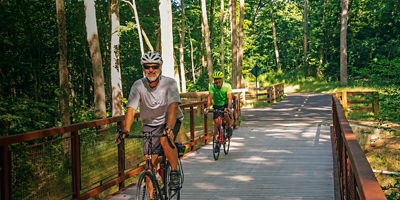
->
xmin=213 ymin=104 xmax=228 ymax=119
xmin=143 ymin=119 xmax=181 ymax=155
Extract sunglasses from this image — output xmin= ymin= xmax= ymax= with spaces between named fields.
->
xmin=143 ymin=65 xmax=160 ymax=70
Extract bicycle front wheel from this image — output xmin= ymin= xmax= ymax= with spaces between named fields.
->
xmin=136 ymin=171 xmax=163 ymax=200
xmin=223 ymin=129 xmax=230 ymax=155
xmin=212 ymin=127 xmax=220 ymax=160
xmin=165 ymin=164 xmax=182 ymax=200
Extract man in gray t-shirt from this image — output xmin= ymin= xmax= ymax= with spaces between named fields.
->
xmin=119 ymin=51 xmax=183 ymax=189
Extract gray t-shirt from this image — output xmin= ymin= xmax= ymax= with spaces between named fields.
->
xmin=127 ymin=75 xmax=184 ymax=126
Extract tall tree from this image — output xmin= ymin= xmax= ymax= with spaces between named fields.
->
xmin=238 ymin=0 xmax=244 ymax=87
xmin=159 ymin=0 xmax=175 ymax=80
xmin=84 ymin=0 xmax=107 ymax=120
xmin=56 ymin=0 xmax=71 ymax=154
xmin=122 ymin=0 xmax=144 ymax=55
xmin=340 ymin=0 xmax=348 ymax=85
xmin=303 ymin=0 xmax=309 ymax=74
xmin=229 ymin=0 xmax=238 ymax=88
xmin=269 ymin=0 xmax=280 ymax=71
xmin=209 ymin=0 xmax=215 ymax=48
xmin=179 ymin=0 xmax=187 ymax=92
xmin=201 ymin=0 xmax=214 ymax=83
xmin=317 ymin=0 xmax=328 ymax=78
xmin=220 ymin=0 xmax=225 ymax=74
xmin=188 ymin=30 xmax=196 ymax=82
xmin=111 ymin=0 xmax=124 ymax=116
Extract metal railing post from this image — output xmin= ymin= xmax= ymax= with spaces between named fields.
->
xmin=117 ymin=121 xmax=125 ymax=190
xmin=71 ymin=130 xmax=81 ymax=200
xmin=1 ymin=145 xmax=10 ymax=200
xmin=190 ymin=106 xmax=195 ymax=151
xmin=204 ymin=103 xmax=208 ymax=144
xmin=372 ymin=92 xmax=379 ymax=115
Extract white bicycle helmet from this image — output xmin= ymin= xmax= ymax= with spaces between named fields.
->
xmin=140 ymin=51 xmax=163 ymax=65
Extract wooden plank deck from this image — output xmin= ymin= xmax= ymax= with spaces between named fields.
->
xmin=109 ymin=93 xmax=335 ymax=200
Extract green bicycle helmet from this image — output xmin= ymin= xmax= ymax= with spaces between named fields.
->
xmin=212 ymin=71 xmax=224 ymax=79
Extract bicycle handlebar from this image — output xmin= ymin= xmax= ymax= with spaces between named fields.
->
xmin=116 ymin=129 xmax=175 ymax=149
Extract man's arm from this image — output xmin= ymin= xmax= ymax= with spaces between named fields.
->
xmin=123 ymin=107 xmax=136 ymax=132
xmin=207 ymin=92 xmax=214 ymax=110
xmin=166 ymin=102 xmax=178 ymax=130
xmin=227 ymin=93 xmax=233 ymax=110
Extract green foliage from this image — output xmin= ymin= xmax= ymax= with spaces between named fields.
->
xmin=0 ymin=97 xmax=59 ymax=136
xmin=382 ymin=175 xmax=400 ymax=200
xmin=187 ymin=70 xmax=210 ymax=92
xmin=378 ymin=87 xmax=400 ymax=123
xmin=357 ymin=57 xmax=400 ymax=85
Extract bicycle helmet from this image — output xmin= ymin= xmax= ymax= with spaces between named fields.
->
xmin=212 ymin=71 xmax=224 ymax=79
xmin=140 ymin=51 xmax=163 ymax=65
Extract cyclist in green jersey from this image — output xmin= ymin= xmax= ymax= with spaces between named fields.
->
xmin=204 ymin=71 xmax=233 ymax=138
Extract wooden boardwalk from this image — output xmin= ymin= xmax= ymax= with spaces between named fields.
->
xmin=109 ymin=93 xmax=335 ymax=200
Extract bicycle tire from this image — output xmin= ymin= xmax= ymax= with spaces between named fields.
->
xmin=223 ymin=128 xmax=230 ymax=155
xmin=136 ymin=171 xmax=163 ymax=200
xmin=165 ymin=164 xmax=181 ymax=200
xmin=212 ymin=127 xmax=220 ymax=160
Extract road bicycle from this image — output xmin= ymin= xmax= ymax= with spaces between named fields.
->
xmin=117 ymin=130 xmax=185 ymax=200
xmin=208 ymin=109 xmax=231 ymax=160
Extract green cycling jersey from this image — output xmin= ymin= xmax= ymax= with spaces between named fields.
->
xmin=209 ymin=82 xmax=232 ymax=106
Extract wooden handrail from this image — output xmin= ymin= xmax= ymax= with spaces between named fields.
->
xmin=336 ymin=91 xmax=379 ymax=117
xmin=245 ymin=83 xmax=284 ymax=104
xmin=0 ymin=96 xmax=241 ymax=200
xmin=331 ymin=94 xmax=386 ymax=200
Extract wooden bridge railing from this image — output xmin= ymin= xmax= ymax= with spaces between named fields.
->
xmin=245 ymin=83 xmax=284 ymax=103
xmin=0 ymin=96 xmax=241 ymax=200
xmin=336 ymin=91 xmax=379 ymax=117
xmin=331 ymin=94 xmax=386 ymax=200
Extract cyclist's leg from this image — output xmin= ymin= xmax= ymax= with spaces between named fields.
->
xmin=213 ymin=105 xmax=225 ymax=139
xmin=160 ymin=121 xmax=180 ymax=171
xmin=143 ymin=125 xmax=163 ymax=169
xmin=161 ymin=120 xmax=182 ymax=188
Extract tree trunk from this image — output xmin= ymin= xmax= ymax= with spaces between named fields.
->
xmin=56 ymin=0 xmax=71 ymax=155
xmin=201 ymin=0 xmax=214 ymax=83
xmin=229 ymin=0 xmax=238 ymax=88
xmin=122 ymin=0 xmax=153 ymax=52
xmin=201 ymin=15 xmax=206 ymax=70
xmin=210 ymin=0 xmax=215 ymax=48
xmin=340 ymin=0 xmax=348 ymax=85
xmin=159 ymin=0 xmax=175 ymax=80
xmin=303 ymin=0 xmax=309 ymax=74
xmin=130 ymin=0 xmax=144 ymax=55
xmin=179 ymin=0 xmax=187 ymax=92
xmin=318 ymin=0 xmax=328 ymax=78
xmin=174 ymin=53 xmax=181 ymax=92
xmin=111 ymin=0 xmax=124 ymax=116
xmin=84 ymin=0 xmax=107 ymax=120
xmin=251 ymin=0 xmax=263 ymax=34
xmin=269 ymin=0 xmax=280 ymax=71
xmin=220 ymin=0 xmax=225 ymax=75
xmin=189 ymin=31 xmax=196 ymax=82
xmin=238 ymin=0 xmax=244 ymax=88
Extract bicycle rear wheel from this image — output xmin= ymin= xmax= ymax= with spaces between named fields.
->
xmin=136 ymin=171 xmax=163 ymax=200
xmin=212 ymin=127 xmax=220 ymax=160
xmin=223 ymin=128 xmax=230 ymax=155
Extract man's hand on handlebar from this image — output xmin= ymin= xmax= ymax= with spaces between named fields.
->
xmin=115 ymin=129 xmax=129 ymax=144
xmin=224 ymin=107 xmax=233 ymax=113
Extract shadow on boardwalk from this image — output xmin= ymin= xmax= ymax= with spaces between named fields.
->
xmin=109 ymin=93 xmax=335 ymax=200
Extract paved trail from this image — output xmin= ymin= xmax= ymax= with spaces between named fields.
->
xmin=110 ymin=93 xmax=334 ymax=200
